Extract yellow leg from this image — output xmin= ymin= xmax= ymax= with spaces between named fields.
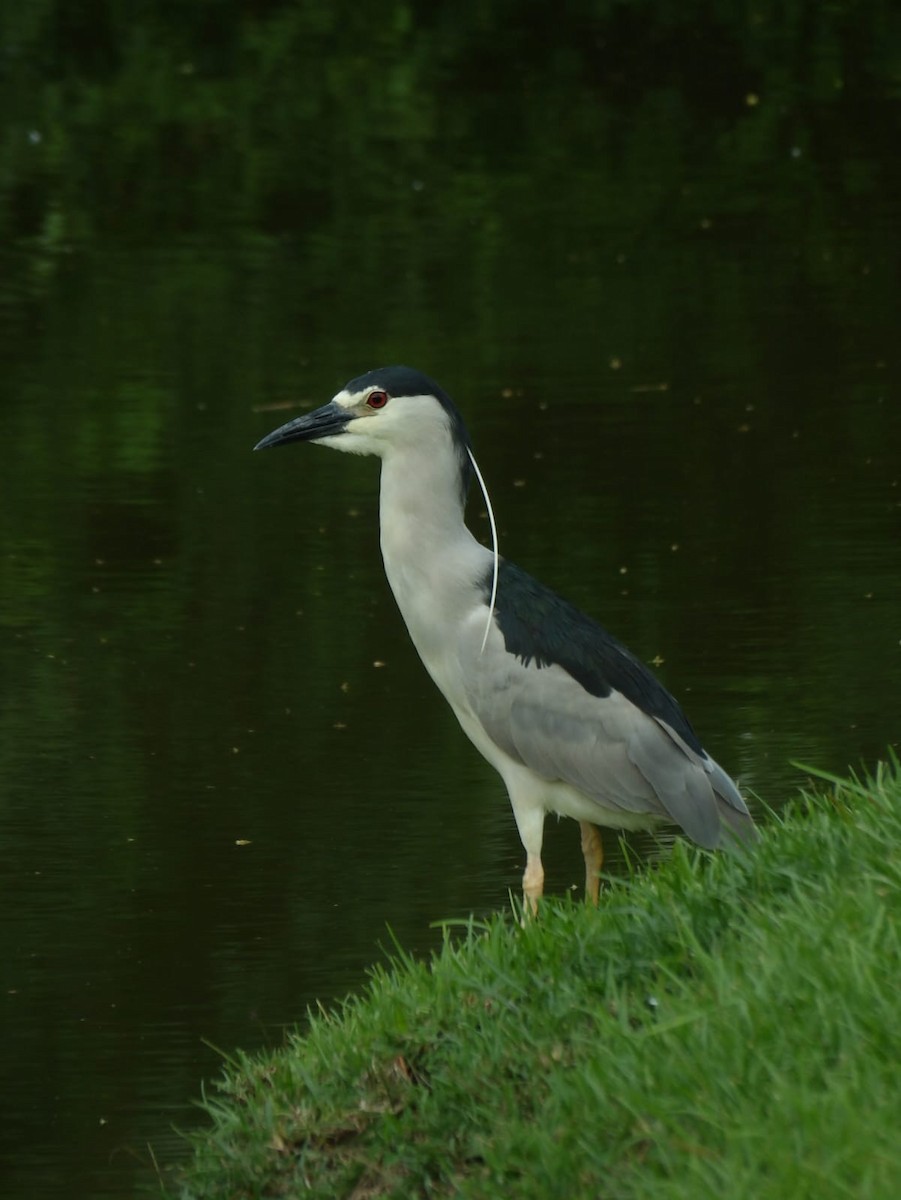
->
xmin=522 ymin=852 xmax=544 ymax=917
xmin=579 ymin=821 xmax=604 ymax=905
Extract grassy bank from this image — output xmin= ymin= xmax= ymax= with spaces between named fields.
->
xmin=172 ymin=760 xmax=901 ymax=1199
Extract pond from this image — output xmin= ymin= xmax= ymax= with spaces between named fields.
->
xmin=0 ymin=5 xmax=899 ymax=1197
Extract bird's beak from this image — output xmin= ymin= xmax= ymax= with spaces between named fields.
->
xmin=254 ymin=401 xmax=353 ymax=451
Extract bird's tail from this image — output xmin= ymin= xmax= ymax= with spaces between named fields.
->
xmin=715 ymin=792 xmax=760 ymax=846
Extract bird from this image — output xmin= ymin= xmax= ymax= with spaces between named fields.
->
xmin=255 ymin=366 xmax=756 ymax=911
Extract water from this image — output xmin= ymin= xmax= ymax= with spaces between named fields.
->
xmin=1 ymin=7 xmax=900 ymax=1197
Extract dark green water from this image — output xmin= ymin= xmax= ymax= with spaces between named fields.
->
xmin=1 ymin=4 xmax=899 ymax=1196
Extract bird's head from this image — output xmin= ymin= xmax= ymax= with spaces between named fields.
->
xmin=254 ymin=366 xmax=473 ymax=466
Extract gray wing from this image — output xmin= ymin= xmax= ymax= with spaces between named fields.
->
xmin=461 ymin=618 xmax=753 ymax=848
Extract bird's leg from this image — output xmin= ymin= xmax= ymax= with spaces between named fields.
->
xmin=579 ymin=821 xmax=604 ymax=905
xmin=508 ymin=788 xmax=546 ymax=918
xmin=522 ymin=852 xmax=544 ymax=917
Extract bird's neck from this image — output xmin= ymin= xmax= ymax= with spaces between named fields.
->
xmin=378 ymin=445 xmax=488 ymax=663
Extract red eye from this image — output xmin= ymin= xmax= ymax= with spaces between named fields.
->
xmin=367 ymin=390 xmax=389 ymax=409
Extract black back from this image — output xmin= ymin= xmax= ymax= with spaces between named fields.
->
xmin=489 ymin=559 xmax=704 ymax=754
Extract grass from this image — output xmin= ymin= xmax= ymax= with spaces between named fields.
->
xmin=170 ymin=758 xmax=901 ymax=1199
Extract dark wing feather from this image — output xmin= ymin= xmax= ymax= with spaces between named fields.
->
xmin=491 ymin=559 xmax=703 ymax=753
xmin=467 ymin=559 xmax=755 ymax=845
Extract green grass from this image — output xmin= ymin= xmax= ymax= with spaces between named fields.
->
xmin=171 ymin=759 xmax=901 ymax=1199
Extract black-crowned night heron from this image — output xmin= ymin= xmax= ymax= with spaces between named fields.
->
xmin=255 ymin=366 xmax=756 ymax=910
